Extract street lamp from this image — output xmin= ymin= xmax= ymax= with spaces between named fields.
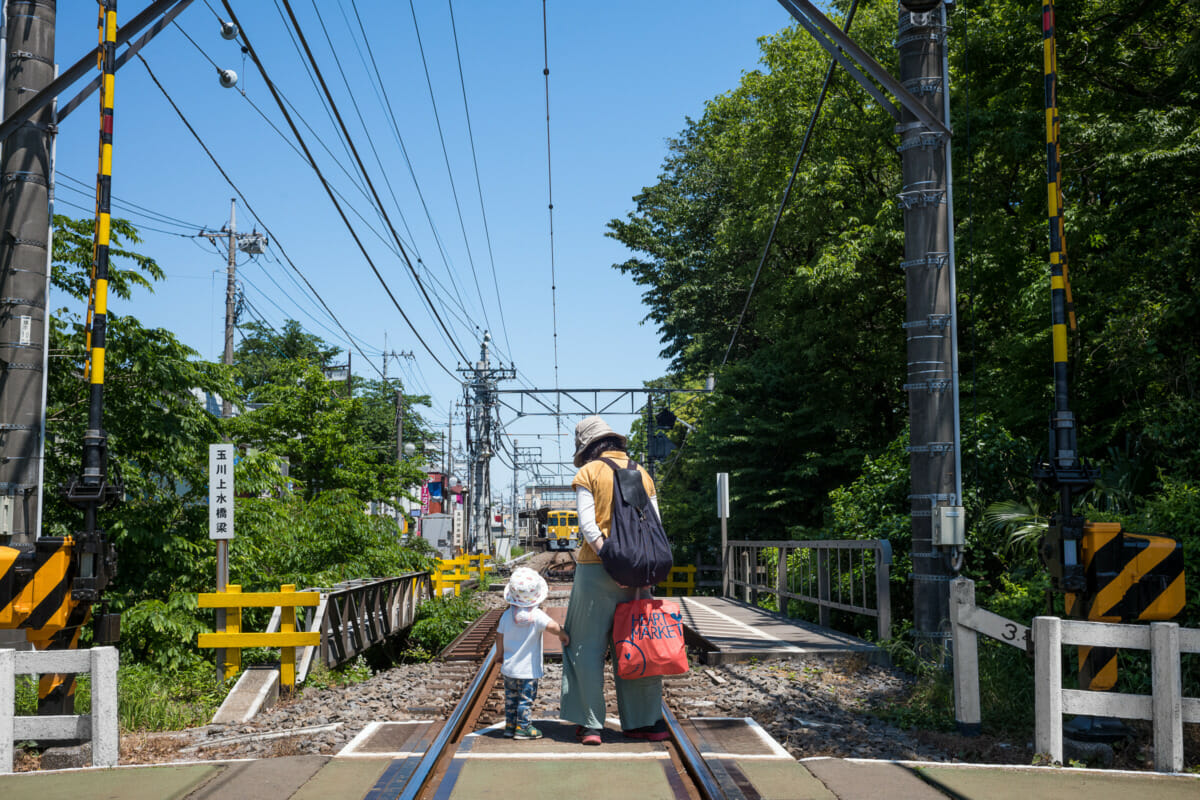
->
xmin=403 ymin=442 xmax=416 ymax=458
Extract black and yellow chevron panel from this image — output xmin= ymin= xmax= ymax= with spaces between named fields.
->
xmin=0 ymin=538 xmax=78 ymax=634
xmin=1066 ymin=521 xmax=1186 ymax=691
xmin=1081 ymin=522 xmax=1185 ymax=623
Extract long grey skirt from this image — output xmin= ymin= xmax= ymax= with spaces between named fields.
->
xmin=559 ymin=562 xmax=663 ymax=731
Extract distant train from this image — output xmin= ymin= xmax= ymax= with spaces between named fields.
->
xmin=542 ymin=508 xmax=579 ymax=552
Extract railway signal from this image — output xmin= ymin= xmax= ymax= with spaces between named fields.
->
xmin=1033 ymin=0 xmax=1185 ymax=732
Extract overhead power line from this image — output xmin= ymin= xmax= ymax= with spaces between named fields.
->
xmin=274 ymin=0 xmax=472 ymax=368
xmin=541 ymin=0 xmax=563 ymax=465
xmin=447 ymin=0 xmax=512 ymax=358
xmin=137 ymin=53 xmax=386 ymax=382
xmin=720 ymin=0 xmax=860 ymax=371
xmin=406 ymin=0 xmax=493 ymax=343
xmin=221 ymin=0 xmax=461 ymax=380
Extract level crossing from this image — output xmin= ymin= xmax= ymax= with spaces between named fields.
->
xmin=3 ymin=581 xmax=1200 ymax=797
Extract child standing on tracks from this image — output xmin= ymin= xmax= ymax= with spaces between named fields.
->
xmin=496 ymin=567 xmax=569 ymax=740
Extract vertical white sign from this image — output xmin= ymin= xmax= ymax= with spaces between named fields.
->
xmin=716 ymin=473 xmax=730 ymax=518
xmin=209 ymin=443 xmax=234 ymax=540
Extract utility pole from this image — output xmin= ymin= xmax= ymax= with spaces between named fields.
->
xmin=458 ymin=332 xmax=514 ymax=554
xmin=896 ymin=0 xmax=962 ymax=652
xmin=394 ymin=387 xmax=404 ymax=464
xmin=0 ymin=0 xmax=56 ymax=546
xmin=511 ymin=438 xmax=518 ymax=548
xmin=200 ymin=199 xmax=266 ymax=417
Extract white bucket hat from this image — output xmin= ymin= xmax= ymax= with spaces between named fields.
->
xmin=572 ymin=415 xmax=627 ymax=467
xmin=504 ymin=567 xmax=548 ymax=607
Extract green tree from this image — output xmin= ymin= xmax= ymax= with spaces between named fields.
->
xmin=234 ymin=319 xmax=341 ymax=402
xmin=45 ymin=216 xmax=238 ymax=600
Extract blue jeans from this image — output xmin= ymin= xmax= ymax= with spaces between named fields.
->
xmin=504 ymin=676 xmax=539 ymax=729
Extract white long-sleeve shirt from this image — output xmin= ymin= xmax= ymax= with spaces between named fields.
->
xmin=575 ymin=486 xmax=661 ymax=549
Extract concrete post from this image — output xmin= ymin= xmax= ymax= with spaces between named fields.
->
xmin=0 ymin=648 xmax=13 ymax=772
xmin=90 ymin=646 xmax=118 ymax=768
xmin=1150 ymin=622 xmax=1182 ymax=773
xmin=1034 ymin=616 xmax=1063 ymax=763
xmin=950 ymin=578 xmax=981 ymax=733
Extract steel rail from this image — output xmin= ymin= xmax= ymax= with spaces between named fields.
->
xmin=396 ymin=645 xmax=500 ymax=800
xmin=663 ymin=702 xmax=725 ymax=800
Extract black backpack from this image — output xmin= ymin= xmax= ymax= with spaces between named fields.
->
xmin=597 ymin=457 xmax=673 ymax=587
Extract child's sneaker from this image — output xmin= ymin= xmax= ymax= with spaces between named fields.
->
xmin=513 ymin=725 xmax=543 ymax=740
xmin=503 ymin=724 xmax=516 ymax=738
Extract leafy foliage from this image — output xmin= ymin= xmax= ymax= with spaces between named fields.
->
xmin=43 ymin=216 xmax=442 ymax=676
xmin=404 ymin=592 xmax=484 ymax=660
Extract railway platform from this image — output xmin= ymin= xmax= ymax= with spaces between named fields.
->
xmin=3 ymin=718 xmax=1198 ymax=799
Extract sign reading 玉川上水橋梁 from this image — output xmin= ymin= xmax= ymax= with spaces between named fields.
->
xmin=209 ymin=443 xmax=234 ymax=540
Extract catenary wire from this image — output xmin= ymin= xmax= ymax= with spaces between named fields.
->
xmin=541 ymin=0 xmax=563 ymax=466
xmin=219 ymin=2 xmax=462 ymax=381
xmin=405 ymin=0 xmax=493 ymax=339
xmin=720 ymin=0 xmax=860 ymax=371
xmin=307 ymin=0 xmax=422 ymax=257
xmin=137 ymin=52 xmax=387 ymax=382
xmin=447 ymin=0 xmax=512 ymax=358
xmin=275 ymin=0 xmax=472 ymax=367
xmin=342 ymin=0 xmax=478 ymax=334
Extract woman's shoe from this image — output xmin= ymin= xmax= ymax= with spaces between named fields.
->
xmin=513 ymin=725 xmax=543 ymax=740
xmin=622 ymin=722 xmax=670 ymax=742
xmin=575 ymin=725 xmax=603 ymax=746
xmin=503 ymin=724 xmax=516 ymax=738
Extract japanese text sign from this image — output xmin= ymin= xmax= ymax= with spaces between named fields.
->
xmin=209 ymin=443 xmax=234 ymax=540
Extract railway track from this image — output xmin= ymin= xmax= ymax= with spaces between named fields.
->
xmin=372 ymin=645 xmax=729 ymax=800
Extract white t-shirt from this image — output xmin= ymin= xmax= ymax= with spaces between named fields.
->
xmin=496 ymin=606 xmax=552 ymax=680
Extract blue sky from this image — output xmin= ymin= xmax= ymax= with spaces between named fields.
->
xmin=50 ymin=1 xmax=796 ymax=488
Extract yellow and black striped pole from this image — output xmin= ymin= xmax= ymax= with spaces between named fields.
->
xmin=37 ymin=0 xmax=120 ymax=715
xmin=1043 ymin=0 xmax=1116 ymax=697
xmin=87 ymin=0 xmax=116 ymax=424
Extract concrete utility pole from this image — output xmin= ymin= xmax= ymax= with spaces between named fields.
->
xmin=458 ymin=332 xmax=514 ymax=553
xmin=200 ymin=198 xmax=265 ymax=417
xmin=0 ymin=0 xmax=56 ymax=545
xmin=896 ymin=0 xmax=963 ymax=650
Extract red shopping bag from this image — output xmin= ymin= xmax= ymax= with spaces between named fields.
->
xmin=612 ymin=597 xmax=688 ymax=679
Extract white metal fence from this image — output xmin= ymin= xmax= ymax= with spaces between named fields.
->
xmin=1034 ymin=616 xmax=1200 ymax=773
xmin=1 ymin=646 xmax=118 ymax=772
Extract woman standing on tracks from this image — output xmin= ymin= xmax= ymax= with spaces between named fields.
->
xmin=559 ymin=416 xmax=670 ymax=745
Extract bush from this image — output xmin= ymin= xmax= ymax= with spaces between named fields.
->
xmin=14 ymin=663 xmax=229 ymax=732
xmin=403 ymin=591 xmax=484 ymax=660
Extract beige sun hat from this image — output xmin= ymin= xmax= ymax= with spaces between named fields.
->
xmin=572 ymin=415 xmax=627 ymax=467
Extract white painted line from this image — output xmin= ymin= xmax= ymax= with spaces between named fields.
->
xmin=741 ymin=716 xmax=794 ymax=758
xmin=338 ymin=721 xmax=384 ymax=756
xmin=681 ymin=600 xmax=802 ymax=651
xmin=0 ymin=757 xmax=260 ymax=776
xmin=801 ymin=757 xmax=1200 ymax=779
xmin=339 ymin=750 xmax=422 ymax=760
xmin=455 ymin=752 xmax=671 ymax=760
xmin=337 ymin=720 xmax=428 ymax=758
xmin=690 ymin=717 xmax=793 ymax=759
